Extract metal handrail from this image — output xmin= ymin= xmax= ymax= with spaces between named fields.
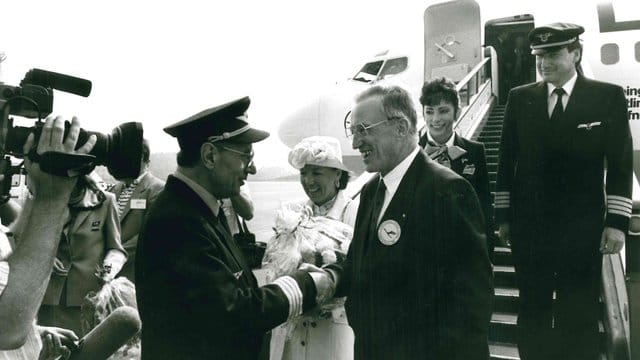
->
xmin=626 ymin=173 xmax=640 ymax=358
xmin=452 ymin=56 xmax=493 ymax=139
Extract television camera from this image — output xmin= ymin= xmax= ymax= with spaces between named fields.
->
xmin=0 ymin=69 xmax=144 ymax=203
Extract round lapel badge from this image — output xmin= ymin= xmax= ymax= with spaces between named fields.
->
xmin=378 ymin=220 xmax=401 ymax=246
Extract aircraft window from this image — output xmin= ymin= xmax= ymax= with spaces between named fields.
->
xmin=636 ymin=42 xmax=640 ymax=62
xmin=353 ymin=61 xmax=384 ymax=83
xmin=379 ymin=57 xmax=408 ymax=79
xmin=600 ymin=43 xmax=619 ymax=65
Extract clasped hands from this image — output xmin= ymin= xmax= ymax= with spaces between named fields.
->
xmin=299 ymin=263 xmax=336 ymax=306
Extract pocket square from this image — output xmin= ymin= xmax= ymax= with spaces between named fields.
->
xmin=577 ymin=122 xmax=601 ymax=130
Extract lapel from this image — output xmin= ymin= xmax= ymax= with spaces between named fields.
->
xmin=351 ymin=175 xmax=379 ymax=258
xmin=562 ymin=75 xmax=587 ymax=130
xmin=67 ymin=207 xmax=91 ymax=241
xmin=168 ymin=176 xmax=255 ymax=287
xmin=451 ymin=134 xmax=467 ymax=174
xmin=534 ymin=81 xmax=550 ymax=122
xmin=379 ymin=151 xmax=423 ymax=228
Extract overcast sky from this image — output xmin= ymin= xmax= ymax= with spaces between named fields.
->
xmin=1 ymin=0 xmax=632 ymax=168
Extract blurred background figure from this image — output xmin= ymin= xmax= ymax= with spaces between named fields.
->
xmin=37 ymin=172 xmax=125 ymax=336
xmin=108 ymin=139 xmax=164 ymax=283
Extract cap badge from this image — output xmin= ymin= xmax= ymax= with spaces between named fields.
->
xmin=537 ymin=32 xmax=553 ymax=43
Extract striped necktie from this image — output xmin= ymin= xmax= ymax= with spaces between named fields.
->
xmin=117 ymin=180 xmax=138 ymax=216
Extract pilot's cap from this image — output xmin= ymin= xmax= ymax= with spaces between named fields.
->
xmin=528 ymin=23 xmax=584 ymax=55
xmin=164 ymin=96 xmax=270 ymax=150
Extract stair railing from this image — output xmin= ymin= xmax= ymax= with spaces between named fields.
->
xmin=626 ymin=173 xmax=640 ymax=358
xmin=453 ymin=56 xmax=494 ymax=139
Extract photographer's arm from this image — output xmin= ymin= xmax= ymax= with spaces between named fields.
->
xmin=0 ymin=116 xmax=95 ymax=349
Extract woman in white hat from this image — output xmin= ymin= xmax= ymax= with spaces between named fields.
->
xmin=269 ymin=136 xmax=357 ymax=360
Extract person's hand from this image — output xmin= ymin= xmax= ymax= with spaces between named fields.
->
xmin=498 ymin=223 xmax=511 ymax=247
xmin=600 ymin=227 xmax=625 ymax=254
xmin=23 ymin=116 xmax=96 ymax=202
xmin=52 ymin=258 xmax=69 ymax=277
xmin=299 ymin=263 xmax=335 ymax=305
xmin=37 ymin=325 xmax=78 ymax=360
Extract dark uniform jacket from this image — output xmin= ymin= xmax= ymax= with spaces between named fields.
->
xmin=420 ymin=133 xmax=494 ymax=245
xmin=495 ymin=76 xmax=633 ymax=237
xmin=327 ymin=150 xmax=493 ymax=360
xmin=110 ymin=172 xmax=165 ymax=283
xmin=136 ymin=176 xmax=317 ymax=360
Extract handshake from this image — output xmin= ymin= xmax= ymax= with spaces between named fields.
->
xmin=300 ymin=263 xmax=338 ymax=307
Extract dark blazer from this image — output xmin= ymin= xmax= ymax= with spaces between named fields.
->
xmin=42 ymin=191 xmax=124 ymax=306
xmin=495 ymin=76 xmax=633 ymax=236
xmin=109 ymin=172 xmax=165 ymax=283
xmin=135 ymin=176 xmax=317 ymax=360
xmin=420 ymin=133 xmax=494 ymax=247
xmin=328 ymin=150 xmax=493 ymax=360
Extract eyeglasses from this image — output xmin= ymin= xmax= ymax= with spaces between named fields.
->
xmin=344 ymin=116 xmax=406 ymax=139
xmin=217 ymin=144 xmax=255 ymax=168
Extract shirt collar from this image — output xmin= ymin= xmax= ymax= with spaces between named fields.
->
xmin=427 ymin=131 xmax=455 ymax=147
xmin=382 ymin=146 xmax=420 ymax=196
xmin=173 ymin=170 xmax=220 ymax=216
xmin=547 ymin=71 xmax=578 ymax=98
xmin=307 ymin=193 xmax=338 ymax=217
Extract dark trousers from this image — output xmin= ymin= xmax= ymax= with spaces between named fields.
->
xmin=511 ymin=218 xmax=602 ymax=360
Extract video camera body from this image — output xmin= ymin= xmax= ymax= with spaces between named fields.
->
xmin=0 ymin=69 xmax=144 ymax=202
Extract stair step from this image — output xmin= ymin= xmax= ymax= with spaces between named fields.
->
xmin=494 ymin=266 xmax=517 ymax=287
xmin=493 ymin=247 xmax=512 ymax=267
xmin=494 ymin=286 xmax=519 ymax=314
xmin=490 ymin=312 xmax=518 ymax=344
xmin=489 ymin=341 xmax=520 ymax=360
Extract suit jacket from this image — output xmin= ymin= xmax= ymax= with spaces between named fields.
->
xmin=42 ymin=191 xmax=124 ymax=306
xmin=135 ymin=176 xmax=317 ymax=360
xmin=327 ymin=151 xmax=493 ymax=360
xmin=420 ymin=133 xmax=494 ymax=244
xmin=495 ymin=76 xmax=633 ymax=239
xmin=109 ymin=172 xmax=164 ymax=282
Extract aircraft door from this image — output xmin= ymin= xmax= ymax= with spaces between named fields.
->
xmin=484 ymin=15 xmax=535 ymax=104
xmin=423 ymin=0 xmax=482 ymax=84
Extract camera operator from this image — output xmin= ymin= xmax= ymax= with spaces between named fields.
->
xmin=0 ymin=115 xmax=96 ymax=358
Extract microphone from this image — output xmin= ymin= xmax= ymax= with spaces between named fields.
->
xmin=21 ymin=68 xmax=92 ymax=97
xmin=68 ymin=306 xmax=141 ymax=360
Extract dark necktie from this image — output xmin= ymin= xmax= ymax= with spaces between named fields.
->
xmin=368 ymin=176 xmax=387 ymax=237
xmin=550 ymin=87 xmax=565 ymax=122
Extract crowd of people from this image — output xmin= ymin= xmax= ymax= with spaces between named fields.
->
xmin=0 ymin=21 xmax=632 ymax=360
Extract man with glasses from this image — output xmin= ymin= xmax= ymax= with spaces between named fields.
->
xmin=135 ymin=97 xmax=332 ymax=359
xmin=318 ymin=85 xmax=493 ymax=359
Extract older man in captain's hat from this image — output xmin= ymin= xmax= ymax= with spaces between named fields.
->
xmin=135 ymin=97 xmax=333 ymax=360
xmin=495 ymin=23 xmax=632 ymax=360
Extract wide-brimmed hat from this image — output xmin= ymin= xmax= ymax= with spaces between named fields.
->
xmin=288 ymin=136 xmax=349 ymax=172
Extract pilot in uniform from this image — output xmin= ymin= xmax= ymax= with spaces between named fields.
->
xmin=495 ymin=23 xmax=632 ymax=360
xmin=135 ymin=97 xmax=330 ymax=360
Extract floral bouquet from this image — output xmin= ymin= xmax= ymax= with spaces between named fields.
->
xmin=263 ymin=203 xmax=353 ymax=306
xmin=263 ymin=203 xmax=353 ymax=344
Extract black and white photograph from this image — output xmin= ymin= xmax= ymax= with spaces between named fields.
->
xmin=0 ymin=0 xmax=639 ymax=359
